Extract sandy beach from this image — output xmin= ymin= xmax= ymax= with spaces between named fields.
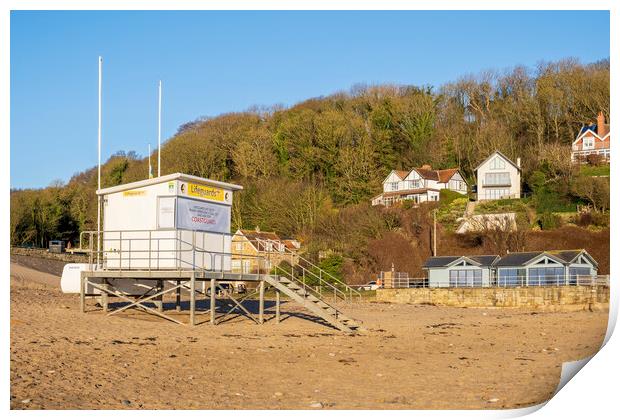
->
xmin=10 ymin=262 xmax=608 ymax=410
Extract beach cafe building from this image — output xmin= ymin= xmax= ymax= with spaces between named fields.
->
xmin=423 ymin=250 xmax=598 ymax=287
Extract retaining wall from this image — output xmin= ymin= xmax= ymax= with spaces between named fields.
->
xmin=11 ymin=247 xmax=88 ymax=263
xmin=376 ymin=286 xmax=609 ymax=311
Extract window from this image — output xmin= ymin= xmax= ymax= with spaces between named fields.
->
xmin=528 ymin=267 xmax=564 ymax=286
xmin=484 ymin=172 xmax=511 ymax=187
xmin=449 ymin=269 xmax=483 ymax=287
xmin=490 ymin=156 xmax=506 ymax=170
xmin=448 ymin=180 xmax=465 ymax=191
xmin=234 ymin=242 xmax=243 ymax=251
xmin=407 ymin=180 xmax=421 ymax=189
xmin=484 ymin=188 xmax=510 ymax=200
xmin=569 ymin=267 xmax=591 ymax=285
xmin=583 ymin=137 xmax=594 ymax=150
xmin=498 ymin=268 xmax=526 ymax=287
xmin=390 ymin=182 xmax=399 ymax=191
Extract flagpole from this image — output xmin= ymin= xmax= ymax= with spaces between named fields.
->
xmin=148 ymin=143 xmax=152 ymax=178
xmin=158 ymin=80 xmax=162 ymax=177
xmin=97 ymin=56 xmax=103 ymax=267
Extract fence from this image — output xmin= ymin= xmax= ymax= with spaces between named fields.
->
xmin=77 ymin=229 xmax=361 ymax=302
xmin=378 ymin=274 xmax=609 ymax=289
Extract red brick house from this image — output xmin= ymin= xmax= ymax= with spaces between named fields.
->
xmin=571 ymin=112 xmax=610 ymax=163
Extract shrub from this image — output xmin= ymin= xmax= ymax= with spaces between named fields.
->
xmin=313 ymin=254 xmax=344 ymax=284
xmin=576 ymin=212 xmax=609 ymax=228
xmin=586 ymin=154 xmax=605 ymax=166
xmin=439 ymin=189 xmax=466 ymax=206
xmin=539 ymin=212 xmax=562 ymax=230
xmin=436 ymin=197 xmax=468 ymax=232
xmin=532 ymin=187 xmax=577 ymax=213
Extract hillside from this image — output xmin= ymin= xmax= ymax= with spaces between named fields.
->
xmin=10 ymin=57 xmax=610 ymax=282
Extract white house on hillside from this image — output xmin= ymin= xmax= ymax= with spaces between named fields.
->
xmin=372 ymin=165 xmax=468 ymax=207
xmin=475 ymin=151 xmax=521 ymax=201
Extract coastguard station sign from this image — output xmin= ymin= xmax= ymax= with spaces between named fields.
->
xmin=179 ymin=182 xmax=231 ymax=205
xmin=176 ymin=197 xmax=231 ymax=233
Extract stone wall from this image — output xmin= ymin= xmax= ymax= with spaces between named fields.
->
xmin=376 ymin=286 xmax=609 ymax=311
xmin=11 ymin=247 xmax=89 ymax=263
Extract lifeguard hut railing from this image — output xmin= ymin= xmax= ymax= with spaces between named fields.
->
xmin=78 ymin=229 xmax=360 ymax=302
xmin=234 ymin=237 xmax=362 ymax=302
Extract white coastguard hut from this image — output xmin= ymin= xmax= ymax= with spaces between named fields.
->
xmin=423 ymin=255 xmax=499 ymax=287
xmin=98 ymin=173 xmax=243 ymax=271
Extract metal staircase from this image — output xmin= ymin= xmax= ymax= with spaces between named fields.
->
xmin=264 ymin=274 xmax=363 ymax=334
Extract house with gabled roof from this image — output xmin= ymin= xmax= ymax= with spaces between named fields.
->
xmin=494 ymin=249 xmax=598 ymax=287
xmin=371 ymin=165 xmax=468 ymax=207
xmin=423 ymin=255 xmax=499 ymax=287
xmin=422 ymin=249 xmax=598 ymax=288
xmin=571 ymin=111 xmax=610 ymax=163
xmin=475 ymin=150 xmax=521 ymax=201
xmin=231 ymin=228 xmax=301 ymax=273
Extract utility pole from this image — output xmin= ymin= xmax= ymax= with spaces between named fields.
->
xmin=433 ymin=208 xmax=437 ymax=256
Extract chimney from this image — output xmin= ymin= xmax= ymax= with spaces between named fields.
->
xmin=516 ymin=157 xmax=521 ymax=168
xmin=597 ymin=112 xmax=608 ymax=137
xmin=255 ymin=226 xmax=260 ymax=232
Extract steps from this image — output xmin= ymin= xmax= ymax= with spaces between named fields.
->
xmin=263 ymin=275 xmax=363 ymax=334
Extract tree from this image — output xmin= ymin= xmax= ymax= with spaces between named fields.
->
xmin=571 ymin=176 xmax=610 ymax=212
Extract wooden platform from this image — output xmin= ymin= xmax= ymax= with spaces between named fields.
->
xmin=79 ymin=269 xmax=362 ymax=333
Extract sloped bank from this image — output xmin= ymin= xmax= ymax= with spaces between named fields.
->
xmin=376 ymin=286 xmax=609 ymax=311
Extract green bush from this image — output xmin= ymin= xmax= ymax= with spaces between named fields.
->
xmin=532 ymin=187 xmax=577 ymax=213
xmin=539 ymin=212 xmax=562 ymax=230
xmin=473 ymin=198 xmax=528 ymax=215
xmin=436 ymin=197 xmax=468 ymax=232
xmin=439 ymin=189 xmax=466 ymax=206
xmin=311 ymin=254 xmax=344 ymax=285
xmin=580 ymin=164 xmax=610 ymax=177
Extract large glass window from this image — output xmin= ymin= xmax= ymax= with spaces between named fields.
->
xmin=484 ymin=172 xmax=511 ymax=186
xmin=490 ymin=157 xmax=506 ymax=170
xmin=569 ymin=267 xmax=591 ymax=285
xmin=484 ymin=188 xmax=510 ymax=200
xmin=407 ymin=180 xmax=421 ymax=189
xmin=449 ymin=269 xmax=482 ymax=287
xmin=528 ymin=267 xmax=564 ymax=286
xmin=498 ymin=268 xmax=526 ymax=287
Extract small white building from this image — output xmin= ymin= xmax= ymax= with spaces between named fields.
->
xmin=97 ymin=173 xmax=243 ymax=271
xmin=475 ymin=151 xmax=521 ymax=201
xmin=422 ymin=249 xmax=598 ymax=288
xmin=494 ymin=250 xmax=598 ymax=287
xmin=372 ymin=165 xmax=468 ymax=207
xmin=423 ymin=255 xmax=499 ymax=287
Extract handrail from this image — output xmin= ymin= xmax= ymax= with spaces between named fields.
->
xmin=240 ymin=237 xmax=361 ymax=301
xmin=271 ymin=264 xmax=347 ymax=302
xmin=80 ymin=229 xmax=361 ymax=302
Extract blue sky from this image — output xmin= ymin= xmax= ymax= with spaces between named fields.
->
xmin=10 ymin=10 xmax=609 ymax=189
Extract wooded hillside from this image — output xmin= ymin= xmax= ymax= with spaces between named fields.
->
xmin=10 ymin=58 xmax=610 ymax=279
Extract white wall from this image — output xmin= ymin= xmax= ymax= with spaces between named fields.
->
xmin=383 ymin=171 xmax=404 ymax=192
xmin=476 ymin=152 xmax=520 ymax=200
xmin=102 ymin=178 xmax=234 ymax=271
